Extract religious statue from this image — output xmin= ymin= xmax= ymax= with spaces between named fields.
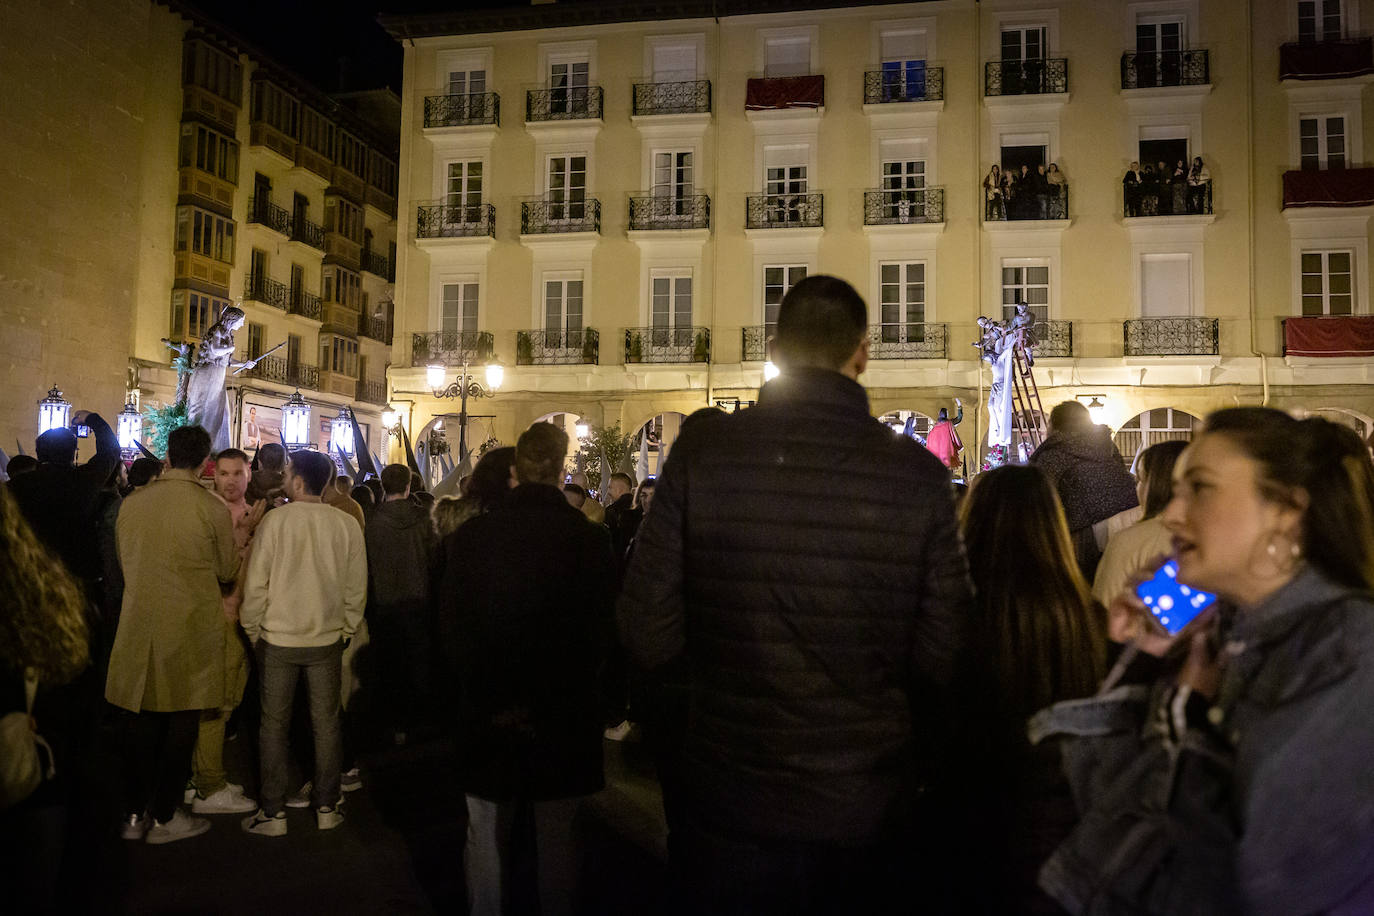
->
xmin=973 ymin=316 xmax=1019 ymax=468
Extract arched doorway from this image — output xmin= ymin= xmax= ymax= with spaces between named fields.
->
xmin=534 ymin=410 xmax=592 ymax=477
xmin=1305 ymin=407 xmax=1373 ymax=442
xmin=877 ymin=409 xmax=934 ymax=441
xmin=1112 ymin=407 xmax=1199 ymax=469
xmin=629 ymin=412 xmax=688 ymax=480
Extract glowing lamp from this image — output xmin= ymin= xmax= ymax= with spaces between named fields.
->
xmin=381 ymin=405 xmax=398 ymax=429
xmin=763 ymin=361 xmax=781 ymax=382
xmin=575 ymin=422 xmax=590 ymax=439
xmin=485 ymin=361 xmax=504 ymax=391
xmin=281 ymin=390 xmax=312 ymax=449
xmin=117 ymin=396 xmax=142 ymax=455
xmin=330 ymin=406 xmax=355 ymax=456
xmin=426 ymin=363 xmax=447 ymax=390
xmin=37 ymin=384 xmax=71 ymax=434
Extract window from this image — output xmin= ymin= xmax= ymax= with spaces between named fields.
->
xmin=1114 ymin=408 xmax=1197 ymax=465
xmin=170 ymin=289 xmax=225 ymax=340
xmin=249 ymin=248 xmax=267 ymax=283
xmin=326 ymin=197 xmax=363 ymax=242
xmin=1300 ymin=115 xmax=1346 ymax=169
xmin=547 ymin=155 xmax=587 ymax=220
xmin=652 ymin=43 xmax=697 ymax=82
xmin=442 ymin=282 xmax=479 ymax=334
xmin=1301 ymin=250 xmax=1354 ymax=315
xmin=323 ymin=266 xmax=360 ymax=308
xmin=325 ymin=336 xmax=359 ymax=377
xmin=335 ymin=131 xmax=365 ymax=177
xmin=545 ymin=276 xmax=585 ymax=333
xmin=179 ymin=123 xmax=239 ymax=184
xmin=1298 ymin=0 xmax=1345 ymax=42
xmin=879 ymin=262 xmax=926 ymax=342
xmin=1002 ymin=26 xmax=1047 ymax=61
xmin=446 ymin=161 xmax=484 ymax=219
xmin=182 ymin=38 xmax=242 ymax=105
xmin=1002 ymin=261 xmax=1050 ymax=328
xmin=449 ymin=66 xmax=487 ymax=98
xmin=300 ymin=106 xmax=334 ymax=157
xmin=287 ymin=334 xmax=301 ymax=372
xmin=246 ymin=322 xmax=264 ymax=359
xmin=550 ymin=59 xmax=590 ymax=115
xmin=368 ymin=150 xmax=398 ymax=198
xmin=1136 ymin=18 xmax=1183 ymax=53
xmin=651 ymin=273 xmax=692 ymax=331
xmin=1140 ymin=254 xmax=1192 ymax=317
xmin=653 ymin=151 xmax=694 ymax=213
xmin=881 ymin=158 xmax=926 ymax=219
xmin=763 ymin=265 xmax=808 ymax=335
xmin=290 ymin=263 xmax=304 ymax=304
xmin=765 ymin=164 xmax=808 ymax=223
xmin=250 ymin=78 xmax=298 ymax=136
xmin=765 ymin=36 xmax=811 ymax=77
xmin=175 ymin=206 xmax=236 ymax=264
xmin=880 ymin=30 xmax=928 ymax=101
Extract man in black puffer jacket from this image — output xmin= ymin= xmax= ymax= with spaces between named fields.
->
xmin=618 ymin=275 xmax=972 ymax=914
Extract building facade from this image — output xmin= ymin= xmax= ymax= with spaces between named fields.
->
xmin=2 ymin=0 xmax=399 ymax=460
xmin=377 ymin=0 xmax=1374 ymax=475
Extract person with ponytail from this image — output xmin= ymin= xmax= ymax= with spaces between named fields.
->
xmin=1035 ymin=408 xmax=1374 ymax=915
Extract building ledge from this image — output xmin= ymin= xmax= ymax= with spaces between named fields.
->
xmin=630 ymin=112 xmax=711 ymax=137
xmin=745 ymin=107 xmax=824 ymax=126
xmin=744 ymin=226 xmax=824 ymax=243
xmin=1121 ymin=83 xmax=1212 ymax=102
xmin=415 ymin=235 xmax=496 ymax=254
xmin=628 ymin=228 xmax=711 ymax=245
xmin=983 ymin=92 xmax=1070 ymax=113
xmin=861 ymin=99 xmax=944 ymax=119
xmin=423 ymin=124 xmax=499 ymax=149
xmin=523 ymin=120 xmax=602 ymax=142
xmin=862 ymin=222 xmax=945 ymax=237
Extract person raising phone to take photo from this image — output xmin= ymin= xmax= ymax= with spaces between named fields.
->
xmin=1031 ymin=408 xmax=1374 ymax=915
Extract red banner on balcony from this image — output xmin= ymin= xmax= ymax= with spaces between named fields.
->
xmin=1285 ymin=316 xmax=1374 ymax=357
xmin=745 ymin=75 xmax=824 ymax=110
xmin=1279 ymin=38 xmax=1374 ymax=80
xmin=1283 ymin=168 xmax=1374 ymax=208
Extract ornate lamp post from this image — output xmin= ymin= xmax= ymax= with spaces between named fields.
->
xmin=330 ymin=405 xmax=355 ymax=457
xmin=427 ymin=357 xmax=502 ymax=462
xmin=281 ymin=390 xmax=312 ymax=450
xmin=37 ymin=384 xmax=72 ymax=435
xmin=117 ymin=395 xmax=142 ymax=458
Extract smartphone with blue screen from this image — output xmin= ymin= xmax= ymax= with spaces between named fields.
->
xmin=1135 ymin=559 xmax=1216 ymax=636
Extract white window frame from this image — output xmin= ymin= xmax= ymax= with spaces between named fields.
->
xmin=755 ymin=25 xmax=820 ymax=76
xmin=1125 ymin=2 xmax=1199 ymax=51
xmin=996 ymin=127 xmax=1060 ymax=173
xmin=1138 ymin=252 xmax=1195 ymax=317
xmin=871 ymin=17 xmax=937 ymax=68
xmin=760 ymin=263 xmax=810 ymax=331
xmin=1001 ymin=258 xmax=1052 ymax=325
xmin=876 ymin=260 xmax=930 ymax=340
xmin=538 ymin=40 xmax=597 ymax=87
xmin=651 ymin=148 xmax=695 ymax=199
xmin=438 ymin=277 xmax=480 ymax=335
xmin=986 ymin=9 xmax=1061 ymax=61
xmin=1299 ymin=248 xmax=1358 ymax=315
xmin=542 ymin=270 xmax=586 ymax=334
xmin=649 ymin=268 xmax=694 ymax=332
xmin=643 ymin=33 xmax=706 ymax=82
xmin=1294 ymin=0 xmax=1353 ymax=42
xmin=439 ymin=157 xmax=487 ymax=214
xmin=431 ymin=267 xmax=485 ymax=333
xmin=1298 ymin=113 xmax=1349 ymax=169
xmin=435 ymin=47 xmax=493 ymax=93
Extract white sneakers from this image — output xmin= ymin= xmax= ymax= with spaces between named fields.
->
xmin=284 ymin=781 xmax=313 ymax=809
xmin=191 ymin=782 xmax=258 ymax=815
xmin=145 ymin=810 xmax=211 ymax=845
xmin=241 ymin=809 xmax=288 ymax=837
xmin=120 ymin=813 xmax=149 ymax=841
xmin=316 ymin=804 xmax=345 ymax=830
xmin=341 ymin=767 xmax=363 ymax=792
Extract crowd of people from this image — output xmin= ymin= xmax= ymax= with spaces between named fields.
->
xmin=4 ymin=274 xmax=1374 ymax=915
xmin=1123 ymin=156 xmax=1211 ymax=217
xmin=983 ymin=162 xmax=1068 ymax=221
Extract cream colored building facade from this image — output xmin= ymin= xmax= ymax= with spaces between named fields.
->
xmin=396 ymin=1 xmax=1372 ymax=470
xmin=2 ymin=0 xmax=398 ymax=460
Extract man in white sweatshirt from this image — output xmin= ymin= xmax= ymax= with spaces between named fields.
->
xmin=239 ymin=449 xmax=366 ymax=836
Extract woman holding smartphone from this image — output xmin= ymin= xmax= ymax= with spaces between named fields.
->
xmin=1034 ymin=408 xmax=1374 ymax=915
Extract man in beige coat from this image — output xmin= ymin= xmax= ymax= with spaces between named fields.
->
xmin=105 ymin=425 xmax=239 ymax=845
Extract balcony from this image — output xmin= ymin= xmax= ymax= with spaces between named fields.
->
xmin=1124 ymin=317 xmax=1219 ymax=356
xmin=863 ymin=188 xmax=945 ymax=226
xmin=243 ymin=273 xmax=288 ymax=311
xmin=1030 ymin=319 xmax=1074 ymax=358
xmin=1283 ymin=316 xmax=1374 ymax=357
xmin=417 ymin=202 xmax=496 ymax=239
xmin=628 ymin=194 xmax=711 ymax=231
xmin=356 ymin=377 xmax=387 ymax=406
xmin=521 ymin=198 xmax=601 ymax=235
xmin=625 ymin=327 xmax=710 ymax=364
xmin=632 ymin=80 xmax=711 ymax=116
xmin=358 ymin=314 xmax=389 ymax=343
xmin=1121 ymin=50 xmax=1210 ymax=89
xmin=862 ymin=67 xmax=945 ymax=104
xmin=423 ymin=92 xmax=500 ymax=128
xmin=290 ymin=216 xmax=325 ymax=251
xmin=867 ymin=323 xmax=947 ymax=360
xmin=516 ymin=329 xmax=600 ymax=365
xmin=985 ymin=184 xmax=1068 ymax=221
xmin=1282 ymin=167 xmax=1374 ymax=209
xmin=242 ymin=355 xmax=318 ymax=390
xmin=288 ymin=289 xmax=321 ymax=322
xmin=746 ymin=192 xmax=824 ymax=229
xmin=294 ymin=143 xmax=333 ymax=182
xmin=361 ymin=249 xmax=392 ymax=280
xmin=741 ymin=326 xmax=770 ymax=361
xmin=412 ymin=330 xmax=494 ymax=367
xmin=526 ymin=87 xmax=603 ymax=122
xmin=745 ymin=75 xmax=824 ymax=111
xmin=984 ymin=58 xmax=1069 ymax=96
xmin=1280 ymin=37 xmax=1374 ymax=81
xmin=1125 ymin=178 xmax=1212 ymax=216
xmin=248 ymin=197 xmax=293 ymax=236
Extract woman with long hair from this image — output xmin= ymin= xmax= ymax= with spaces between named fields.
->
xmin=1092 ymin=438 xmax=1189 ymax=606
xmin=954 ymin=464 xmax=1108 ymax=914
xmin=431 ymin=446 xmax=516 ymax=538
xmin=984 ymin=164 xmax=1005 ymax=220
xmin=1038 ymin=408 xmax=1374 ymax=914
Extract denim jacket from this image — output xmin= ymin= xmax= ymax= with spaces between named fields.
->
xmin=1029 ymin=568 xmax=1374 ymax=915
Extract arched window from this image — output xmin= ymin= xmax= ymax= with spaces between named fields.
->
xmin=1113 ymin=407 xmax=1198 ymax=468
xmin=878 ymin=409 xmax=934 ymax=439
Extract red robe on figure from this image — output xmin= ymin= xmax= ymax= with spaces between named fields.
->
xmin=925 ymin=419 xmax=962 ymax=470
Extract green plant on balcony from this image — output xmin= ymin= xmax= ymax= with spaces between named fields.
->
xmin=628 ymin=332 xmax=643 ymax=363
xmin=516 ymin=331 xmax=533 ymax=365
xmin=693 ymin=330 xmax=709 ymax=363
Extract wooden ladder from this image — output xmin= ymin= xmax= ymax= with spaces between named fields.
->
xmin=1010 ymin=342 xmax=1047 ymax=457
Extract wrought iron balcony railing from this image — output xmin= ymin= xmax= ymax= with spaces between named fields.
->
xmin=358 ymin=314 xmax=389 ymax=343
xmin=628 ymin=194 xmax=711 ymax=230
xmin=521 ymin=198 xmax=600 ymax=234
xmin=984 ymin=58 xmax=1069 ymax=96
xmin=625 ymin=327 xmax=710 ymax=364
xmin=741 ymin=325 xmax=772 ymax=361
xmin=516 ymin=329 xmax=600 ymax=365
xmin=862 ymin=67 xmax=945 ymax=104
xmin=423 ymin=92 xmax=500 ymax=128
xmin=1124 ymin=178 xmax=1212 ymax=217
xmin=863 ymin=188 xmax=945 ymax=225
xmin=985 ymin=183 xmax=1068 ymax=221
xmin=1124 ymin=317 xmax=1219 ymax=356
xmin=746 ymin=192 xmax=824 ymax=229
xmin=361 ymin=249 xmax=392 ymax=279
xmin=416 ymin=202 xmax=496 ymax=239
xmin=526 ymin=86 xmax=603 ymax=122
xmin=412 ymin=330 xmax=494 ymax=367
xmin=248 ymin=197 xmax=292 ymax=235
xmin=243 ymin=355 xmax=319 ymax=390
xmin=1121 ymin=50 xmax=1210 ymax=89
xmin=632 ymin=79 xmax=712 ymax=115
xmin=290 ymin=216 xmax=325 ymax=250
xmin=288 ymin=290 xmax=321 ymax=322
xmin=867 ymin=323 xmax=948 ymax=359
xmin=244 ymin=272 xmax=288 ymax=310
xmin=355 ymin=377 xmax=387 ymax=405
xmin=1031 ymin=319 xmax=1074 ymax=358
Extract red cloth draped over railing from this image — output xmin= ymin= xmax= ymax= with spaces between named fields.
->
xmin=1279 ymin=38 xmax=1374 ymax=80
xmin=745 ymin=75 xmax=824 ymax=110
xmin=1284 ymin=316 xmax=1374 ymax=357
xmin=1283 ymin=168 xmax=1374 ymax=208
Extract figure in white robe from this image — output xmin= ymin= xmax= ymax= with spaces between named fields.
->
xmin=186 ymin=307 xmax=249 ymax=453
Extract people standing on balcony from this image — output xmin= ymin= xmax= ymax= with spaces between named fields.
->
xmin=1031 ymin=164 xmax=1051 ymax=219
xmin=1155 ymin=161 xmax=1172 ymax=215
xmin=984 ymin=165 xmax=1006 ymax=220
xmin=1124 ymin=162 xmax=1144 ymax=217
xmin=1188 ymin=156 xmax=1211 ymax=214
xmin=619 ymin=275 xmax=971 ymax=914
xmin=1046 ymin=163 xmax=1066 ymax=218
xmin=1172 ymin=160 xmax=1188 ymax=214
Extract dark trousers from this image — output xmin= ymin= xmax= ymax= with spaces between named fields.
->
xmin=120 ymin=708 xmax=200 ymax=822
xmin=257 ymin=640 xmax=342 ymax=815
xmin=369 ymin=608 xmax=432 ymax=734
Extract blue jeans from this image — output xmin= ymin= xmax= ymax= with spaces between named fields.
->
xmin=256 ymin=640 xmax=342 ymax=815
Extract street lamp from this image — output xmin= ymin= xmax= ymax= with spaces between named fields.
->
xmin=330 ymin=405 xmax=355 ymax=457
xmin=281 ymin=390 xmax=312 ymax=450
xmin=37 ymin=384 xmax=71 ymax=434
xmin=763 ymin=361 xmax=781 ymax=382
xmin=428 ymin=356 xmax=502 ymax=463
xmin=575 ymin=421 xmax=590 ymax=440
xmin=117 ymin=396 xmax=142 ymax=458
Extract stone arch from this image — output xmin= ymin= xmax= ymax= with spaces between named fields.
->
xmin=1112 ymin=407 xmax=1200 ymax=468
xmin=625 ymin=411 xmax=689 ymax=480
xmin=1301 ymin=406 xmax=1374 ymax=441
xmin=876 ymin=408 xmax=935 ymax=439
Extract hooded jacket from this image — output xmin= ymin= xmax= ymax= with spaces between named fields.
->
xmin=1029 ymin=425 xmax=1139 ymax=576
xmin=365 ymin=497 xmax=436 ymax=613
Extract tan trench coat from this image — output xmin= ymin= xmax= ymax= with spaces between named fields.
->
xmin=105 ymin=469 xmax=239 ymax=712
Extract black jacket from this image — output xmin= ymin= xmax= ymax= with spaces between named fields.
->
xmin=437 ymin=483 xmax=617 ymax=801
xmin=1029 ymin=425 xmax=1139 ymax=575
xmin=365 ymin=498 xmax=435 ymax=613
xmin=617 ymin=368 xmax=972 ymax=844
